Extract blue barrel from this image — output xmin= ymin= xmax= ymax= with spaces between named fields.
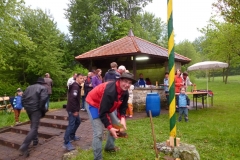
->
xmin=146 ymin=92 xmax=161 ymax=117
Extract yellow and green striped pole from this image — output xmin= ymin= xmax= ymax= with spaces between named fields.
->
xmin=167 ymin=0 xmax=176 ymax=146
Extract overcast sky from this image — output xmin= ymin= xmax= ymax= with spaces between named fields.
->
xmin=24 ymin=0 xmax=216 ymax=43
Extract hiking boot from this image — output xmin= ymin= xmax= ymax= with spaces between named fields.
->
xmin=63 ymin=142 xmax=75 ymax=151
xmin=104 ymin=146 xmax=120 ymax=152
xmin=70 ymin=136 xmax=81 ymax=142
xmin=19 ymin=146 xmax=29 ymax=158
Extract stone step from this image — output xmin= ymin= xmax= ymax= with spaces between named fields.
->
xmin=0 ymin=144 xmax=22 ymax=159
xmin=40 ymin=118 xmax=68 ymax=130
xmin=11 ymin=125 xmax=65 ymax=138
xmin=44 ymin=114 xmax=68 ymax=121
xmin=45 ymin=111 xmax=89 ymax=121
xmin=0 ymin=132 xmax=46 ymax=150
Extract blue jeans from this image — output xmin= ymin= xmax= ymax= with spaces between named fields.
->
xmin=45 ymin=95 xmax=50 ymax=110
xmin=178 ymin=107 xmax=188 ymax=121
xmin=85 ymin=102 xmax=115 ymax=160
xmin=20 ymin=110 xmax=42 ymax=151
xmin=165 ymin=91 xmax=169 ymax=108
xmin=64 ymin=111 xmax=81 ymax=144
xmin=81 ymin=96 xmax=85 ymax=109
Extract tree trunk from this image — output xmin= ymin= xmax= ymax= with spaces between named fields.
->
xmin=225 ymin=68 xmax=229 ymax=84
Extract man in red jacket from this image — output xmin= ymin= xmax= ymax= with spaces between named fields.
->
xmin=86 ymin=72 xmax=136 ymax=160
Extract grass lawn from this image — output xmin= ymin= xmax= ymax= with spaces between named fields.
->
xmin=73 ymin=75 xmax=240 ymax=160
xmin=0 ymin=76 xmax=239 ymax=159
xmin=0 ymin=101 xmax=66 ymax=128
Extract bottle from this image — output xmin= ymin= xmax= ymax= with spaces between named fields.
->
xmin=193 ymin=85 xmax=197 ymax=92
xmin=156 ymin=81 xmax=158 ymax=87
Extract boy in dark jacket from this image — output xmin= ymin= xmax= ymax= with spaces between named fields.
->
xmin=63 ymin=73 xmax=84 ymax=151
xmin=176 ymin=87 xmax=190 ymax=122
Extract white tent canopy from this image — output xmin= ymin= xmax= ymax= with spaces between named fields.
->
xmin=187 ymin=61 xmax=228 ymax=107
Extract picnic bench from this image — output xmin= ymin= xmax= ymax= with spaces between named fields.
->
xmin=0 ymin=96 xmax=13 ymax=114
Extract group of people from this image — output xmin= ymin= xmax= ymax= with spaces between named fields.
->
xmin=163 ymin=69 xmax=194 ymax=122
xmin=62 ymin=62 xmax=135 ymax=160
xmin=16 ymin=66 xmax=194 ymax=158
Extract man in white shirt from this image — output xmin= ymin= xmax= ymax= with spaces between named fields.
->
xmin=182 ymin=71 xmax=194 ymax=90
xmin=67 ymin=73 xmax=77 ymax=89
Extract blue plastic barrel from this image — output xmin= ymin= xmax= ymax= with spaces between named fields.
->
xmin=146 ymin=92 xmax=161 ymax=117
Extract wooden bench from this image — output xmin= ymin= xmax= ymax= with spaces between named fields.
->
xmin=0 ymin=96 xmax=13 ymax=114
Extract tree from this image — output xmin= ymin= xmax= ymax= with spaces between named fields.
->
xmin=0 ymin=0 xmax=34 ymax=70
xmin=175 ymin=40 xmax=201 ymax=71
xmin=65 ymin=0 xmax=159 ymax=56
xmin=65 ymin=0 xmax=105 ymax=55
xmin=213 ymin=0 xmax=240 ymax=24
xmin=132 ymin=12 xmax=168 ymax=47
xmin=0 ymin=7 xmax=71 ymax=99
xmin=200 ymin=19 xmax=240 ymax=83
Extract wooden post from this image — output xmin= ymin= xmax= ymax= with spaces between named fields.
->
xmin=167 ymin=0 xmax=177 ymax=146
xmin=149 ymin=110 xmax=159 ymax=160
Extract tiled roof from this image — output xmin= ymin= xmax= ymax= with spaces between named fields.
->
xmin=75 ymin=31 xmax=191 ymax=63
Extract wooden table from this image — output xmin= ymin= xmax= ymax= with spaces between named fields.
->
xmin=185 ymin=92 xmax=213 ymax=110
xmin=166 ymin=92 xmax=214 ymax=110
xmin=0 ymin=96 xmax=12 ymax=113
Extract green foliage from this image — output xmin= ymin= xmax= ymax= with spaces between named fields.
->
xmin=65 ymin=0 xmax=165 ymax=57
xmin=0 ymin=101 xmax=66 ymax=128
xmin=106 ymin=16 xmax=132 ymax=42
xmin=175 ymin=40 xmax=201 ymax=72
xmin=0 ymin=0 xmax=35 ymax=70
xmin=0 ymin=2 xmax=87 ymax=100
xmin=213 ymin=0 xmax=240 ymax=24
xmin=132 ymin=12 xmax=168 ymax=47
xmin=200 ymin=19 xmax=240 ymax=83
xmin=0 ymin=81 xmax=27 ymax=97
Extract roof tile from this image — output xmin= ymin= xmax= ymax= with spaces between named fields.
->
xmin=75 ymin=34 xmax=191 ymax=62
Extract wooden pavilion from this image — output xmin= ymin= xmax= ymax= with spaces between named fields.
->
xmin=75 ymin=30 xmax=191 ymax=80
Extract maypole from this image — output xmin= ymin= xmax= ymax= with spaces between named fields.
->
xmin=167 ymin=0 xmax=176 ymax=146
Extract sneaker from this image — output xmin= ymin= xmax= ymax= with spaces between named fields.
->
xmin=104 ymin=146 xmax=120 ymax=152
xmin=70 ymin=136 xmax=80 ymax=142
xmin=129 ymin=115 xmax=132 ymax=118
xmin=80 ymin=108 xmax=85 ymax=111
xmin=63 ymin=142 xmax=75 ymax=151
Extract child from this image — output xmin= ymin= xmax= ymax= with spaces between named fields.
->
xmin=126 ymin=84 xmax=134 ymax=117
xmin=163 ymin=72 xmax=169 ymax=110
xmin=176 ymin=87 xmax=190 ymax=122
xmin=13 ymin=88 xmax=23 ymax=125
